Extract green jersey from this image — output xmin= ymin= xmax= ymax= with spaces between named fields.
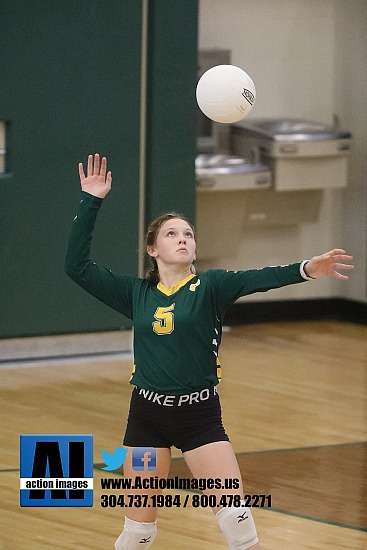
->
xmin=65 ymin=192 xmax=307 ymax=395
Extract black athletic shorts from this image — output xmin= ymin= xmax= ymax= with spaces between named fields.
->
xmin=123 ymin=385 xmax=229 ymax=452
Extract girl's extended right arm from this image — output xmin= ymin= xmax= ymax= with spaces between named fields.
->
xmin=64 ymin=154 xmax=135 ymax=318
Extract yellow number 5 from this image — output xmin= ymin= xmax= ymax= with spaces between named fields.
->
xmin=152 ymin=304 xmax=175 ymax=335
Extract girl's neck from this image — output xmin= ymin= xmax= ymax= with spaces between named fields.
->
xmin=158 ymin=267 xmax=192 ymax=290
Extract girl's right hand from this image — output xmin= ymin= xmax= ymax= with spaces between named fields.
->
xmin=79 ymin=153 xmax=112 ymax=198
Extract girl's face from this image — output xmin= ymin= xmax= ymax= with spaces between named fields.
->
xmin=147 ymin=218 xmax=196 ymax=269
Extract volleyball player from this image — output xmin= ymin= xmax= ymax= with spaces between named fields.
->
xmin=65 ymin=154 xmax=354 ymax=549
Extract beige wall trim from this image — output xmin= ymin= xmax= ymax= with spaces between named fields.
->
xmin=0 ymin=330 xmax=133 ymax=363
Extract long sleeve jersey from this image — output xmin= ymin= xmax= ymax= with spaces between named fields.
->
xmin=65 ymin=192 xmax=307 ymax=395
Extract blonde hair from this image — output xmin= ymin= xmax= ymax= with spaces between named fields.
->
xmin=145 ymin=212 xmax=196 ymax=284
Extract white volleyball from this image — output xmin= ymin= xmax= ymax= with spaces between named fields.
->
xmin=196 ymin=64 xmax=256 ymax=124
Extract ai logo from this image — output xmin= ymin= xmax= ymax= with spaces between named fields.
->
xmin=20 ymin=434 xmax=93 ymax=507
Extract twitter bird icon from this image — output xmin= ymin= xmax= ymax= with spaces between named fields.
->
xmin=101 ymin=447 xmax=129 ymax=471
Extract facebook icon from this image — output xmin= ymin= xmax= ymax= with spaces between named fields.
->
xmin=132 ymin=448 xmax=156 ymax=471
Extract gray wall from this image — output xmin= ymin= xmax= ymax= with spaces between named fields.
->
xmin=198 ymin=0 xmax=366 ymax=305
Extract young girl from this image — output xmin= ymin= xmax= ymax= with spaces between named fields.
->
xmin=65 ymin=154 xmax=354 ymax=549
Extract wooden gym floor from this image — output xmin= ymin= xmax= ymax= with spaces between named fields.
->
xmin=1 ymin=320 xmax=366 ymax=549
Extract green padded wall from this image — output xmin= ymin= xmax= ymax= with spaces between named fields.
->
xmin=0 ymin=1 xmax=142 ymax=336
xmin=0 ymin=0 xmax=199 ymax=338
xmin=145 ymin=0 xmax=198 ymax=225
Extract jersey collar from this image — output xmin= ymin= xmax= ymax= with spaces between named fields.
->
xmin=156 ymin=274 xmax=196 ymax=296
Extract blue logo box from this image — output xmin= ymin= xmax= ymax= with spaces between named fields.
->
xmin=20 ymin=434 xmax=93 ymax=507
xmin=132 ymin=447 xmax=156 ymax=471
